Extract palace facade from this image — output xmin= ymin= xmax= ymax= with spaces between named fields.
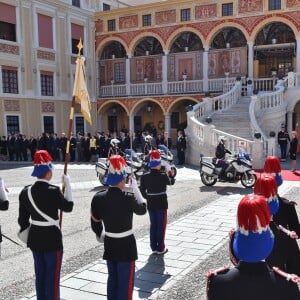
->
xmin=1 ymin=0 xmax=300 ymax=143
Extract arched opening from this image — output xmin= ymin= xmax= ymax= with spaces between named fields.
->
xmin=254 ymin=22 xmax=295 ymax=77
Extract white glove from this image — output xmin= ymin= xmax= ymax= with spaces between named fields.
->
xmin=62 ymin=174 xmax=73 ymax=202
xmin=0 ymin=178 xmax=8 ymax=201
xmin=130 ymin=178 xmax=146 ymax=205
xmin=165 ymin=163 xmax=172 ymax=173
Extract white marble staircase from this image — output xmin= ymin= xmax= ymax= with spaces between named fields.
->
xmin=209 ymin=96 xmax=253 ymax=141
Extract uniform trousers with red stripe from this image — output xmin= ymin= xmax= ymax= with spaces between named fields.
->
xmin=106 ymin=260 xmax=135 ymax=300
xmin=149 ymin=208 xmax=167 ymax=252
xmin=32 ymin=250 xmax=63 ymax=300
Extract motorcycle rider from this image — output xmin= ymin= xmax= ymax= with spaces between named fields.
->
xmin=107 ymin=138 xmax=124 ymax=158
xmin=215 ymin=136 xmax=232 ymax=180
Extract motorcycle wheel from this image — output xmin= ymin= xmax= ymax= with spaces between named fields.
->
xmin=241 ymin=172 xmax=257 ymax=188
xmin=201 ymin=173 xmax=217 ymax=186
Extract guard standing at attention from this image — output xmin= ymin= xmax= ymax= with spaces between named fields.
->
xmin=207 ymin=194 xmax=300 ymax=300
xmin=139 ymin=150 xmax=175 ymax=255
xmin=18 ymin=150 xmax=74 ymax=300
xmin=278 ymin=123 xmax=290 ymax=161
xmin=90 ymin=155 xmax=147 ymax=300
xmin=264 ymin=155 xmax=300 ymax=276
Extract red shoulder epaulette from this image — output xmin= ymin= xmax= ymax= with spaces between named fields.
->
xmin=272 ymin=266 xmax=300 ymax=283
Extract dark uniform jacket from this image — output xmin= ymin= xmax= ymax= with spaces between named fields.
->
xmin=18 ymin=180 xmax=73 ymax=252
xmin=278 ymin=130 xmax=290 ymax=145
xmin=91 ymin=187 xmax=146 ymax=261
xmin=215 ymin=142 xmax=231 ymax=159
xmin=207 ymin=261 xmax=300 ymax=300
xmin=140 ymin=169 xmax=175 ymax=210
xmin=272 ymin=195 xmax=300 ymax=275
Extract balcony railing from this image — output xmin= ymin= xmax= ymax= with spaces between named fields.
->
xmin=98 ymin=77 xmax=237 ymax=98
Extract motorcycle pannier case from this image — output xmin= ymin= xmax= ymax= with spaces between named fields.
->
xmin=201 ymin=161 xmax=215 ymax=175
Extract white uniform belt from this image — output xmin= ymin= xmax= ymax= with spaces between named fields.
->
xmin=31 ymin=220 xmax=60 ymax=228
xmin=147 ymin=192 xmax=166 ymax=196
xmin=105 ymin=229 xmax=133 ymax=238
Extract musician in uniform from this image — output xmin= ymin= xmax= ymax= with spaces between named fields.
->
xmin=139 ymin=150 xmax=175 ymax=255
xmin=90 ymin=155 xmax=147 ymax=299
xmin=277 ymin=123 xmax=290 ymax=161
xmin=264 ymin=155 xmax=300 ymax=276
xmin=17 ymin=150 xmax=74 ymax=300
xmin=207 ymin=194 xmax=300 ymax=300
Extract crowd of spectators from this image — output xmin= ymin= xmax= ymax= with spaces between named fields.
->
xmin=0 ymin=129 xmax=172 ymax=163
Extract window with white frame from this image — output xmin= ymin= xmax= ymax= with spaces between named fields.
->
xmin=2 ymin=66 xmax=18 ymax=94
xmin=0 ymin=3 xmax=16 ymax=42
xmin=75 ymin=116 xmax=85 ymax=135
xmin=40 ymin=71 xmax=54 ymax=96
xmin=6 ymin=115 xmax=20 ymax=134
xmin=43 ymin=116 xmax=54 ymax=134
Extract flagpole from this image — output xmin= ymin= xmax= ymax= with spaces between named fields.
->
xmin=60 ymin=40 xmax=83 ymax=228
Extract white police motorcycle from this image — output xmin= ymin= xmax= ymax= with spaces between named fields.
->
xmin=199 ymin=151 xmax=257 ymax=188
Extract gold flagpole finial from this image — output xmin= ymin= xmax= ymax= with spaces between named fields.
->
xmin=77 ymin=38 xmax=83 ymax=57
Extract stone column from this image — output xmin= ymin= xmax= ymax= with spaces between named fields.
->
xmin=129 ymin=114 xmax=134 ymax=133
xmin=296 ymin=38 xmax=300 ymax=73
xmin=164 ymin=113 xmax=171 ymax=138
xmin=162 ymin=50 xmax=168 ymax=94
xmin=126 ymin=54 xmax=132 ymax=95
xmin=203 ymin=46 xmax=209 ymax=92
xmin=247 ymin=42 xmax=254 ymax=79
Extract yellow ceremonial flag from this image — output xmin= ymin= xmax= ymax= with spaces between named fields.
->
xmin=72 ymin=55 xmax=92 ymax=125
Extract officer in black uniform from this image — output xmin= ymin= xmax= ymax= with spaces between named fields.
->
xmin=207 ymin=194 xmax=300 ymax=300
xmin=140 ymin=150 xmax=175 ymax=254
xmin=90 ymin=155 xmax=147 ymax=299
xmin=18 ymin=150 xmax=74 ymax=300
xmin=176 ymin=130 xmax=186 ymax=165
xmin=215 ymin=136 xmax=232 ymax=180
xmin=278 ymin=124 xmax=290 ymax=161
xmin=264 ymin=155 xmax=300 ymax=276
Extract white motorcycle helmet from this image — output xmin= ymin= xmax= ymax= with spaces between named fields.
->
xmin=110 ymin=138 xmax=120 ymax=147
xmin=144 ymin=135 xmax=152 ymax=142
xmin=218 ymin=136 xmax=226 ymax=144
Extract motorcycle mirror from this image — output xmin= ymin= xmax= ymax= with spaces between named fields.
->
xmin=200 ymin=153 xmax=204 ymax=157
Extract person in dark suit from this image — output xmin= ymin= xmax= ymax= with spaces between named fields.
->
xmin=176 ymin=130 xmax=186 ymax=165
xmin=264 ymin=155 xmax=300 ymax=276
xmin=90 ymin=155 xmax=146 ymax=299
xmin=18 ymin=150 xmax=74 ymax=300
xmin=207 ymin=194 xmax=300 ymax=300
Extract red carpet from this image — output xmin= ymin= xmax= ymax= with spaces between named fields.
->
xmin=255 ymin=170 xmax=300 ymax=181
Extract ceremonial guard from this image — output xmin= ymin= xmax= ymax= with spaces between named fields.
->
xmin=18 ymin=150 xmax=74 ymax=300
xmin=207 ymin=194 xmax=300 ymax=300
xmin=107 ymin=138 xmax=124 ymax=157
xmin=90 ymin=155 xmax=147 ymax=299
xmin=277 ymin=124 xmax=290 ymax=161
xmin=139 ymin=150 xmax=175 ymax=254
xmin=176 ymin=130 xmax=186 ymax=165
xmin=264 ymin=156 xmax=300 ymax=275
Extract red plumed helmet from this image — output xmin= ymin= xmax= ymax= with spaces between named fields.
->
xmin=109 ymin=155 xmax=127 ymax=173
xmin=237 ymin=194 xmax=271 ymax=232
xmin=254 ymin=173 xmax=278 ymax=199
xmin=33 ymin=150 xmax=53 ymax=165
xmin=149 ymin=150 xmax=161 ymax=160
xmin=264 ymin=156 xmax=281 ymax=173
